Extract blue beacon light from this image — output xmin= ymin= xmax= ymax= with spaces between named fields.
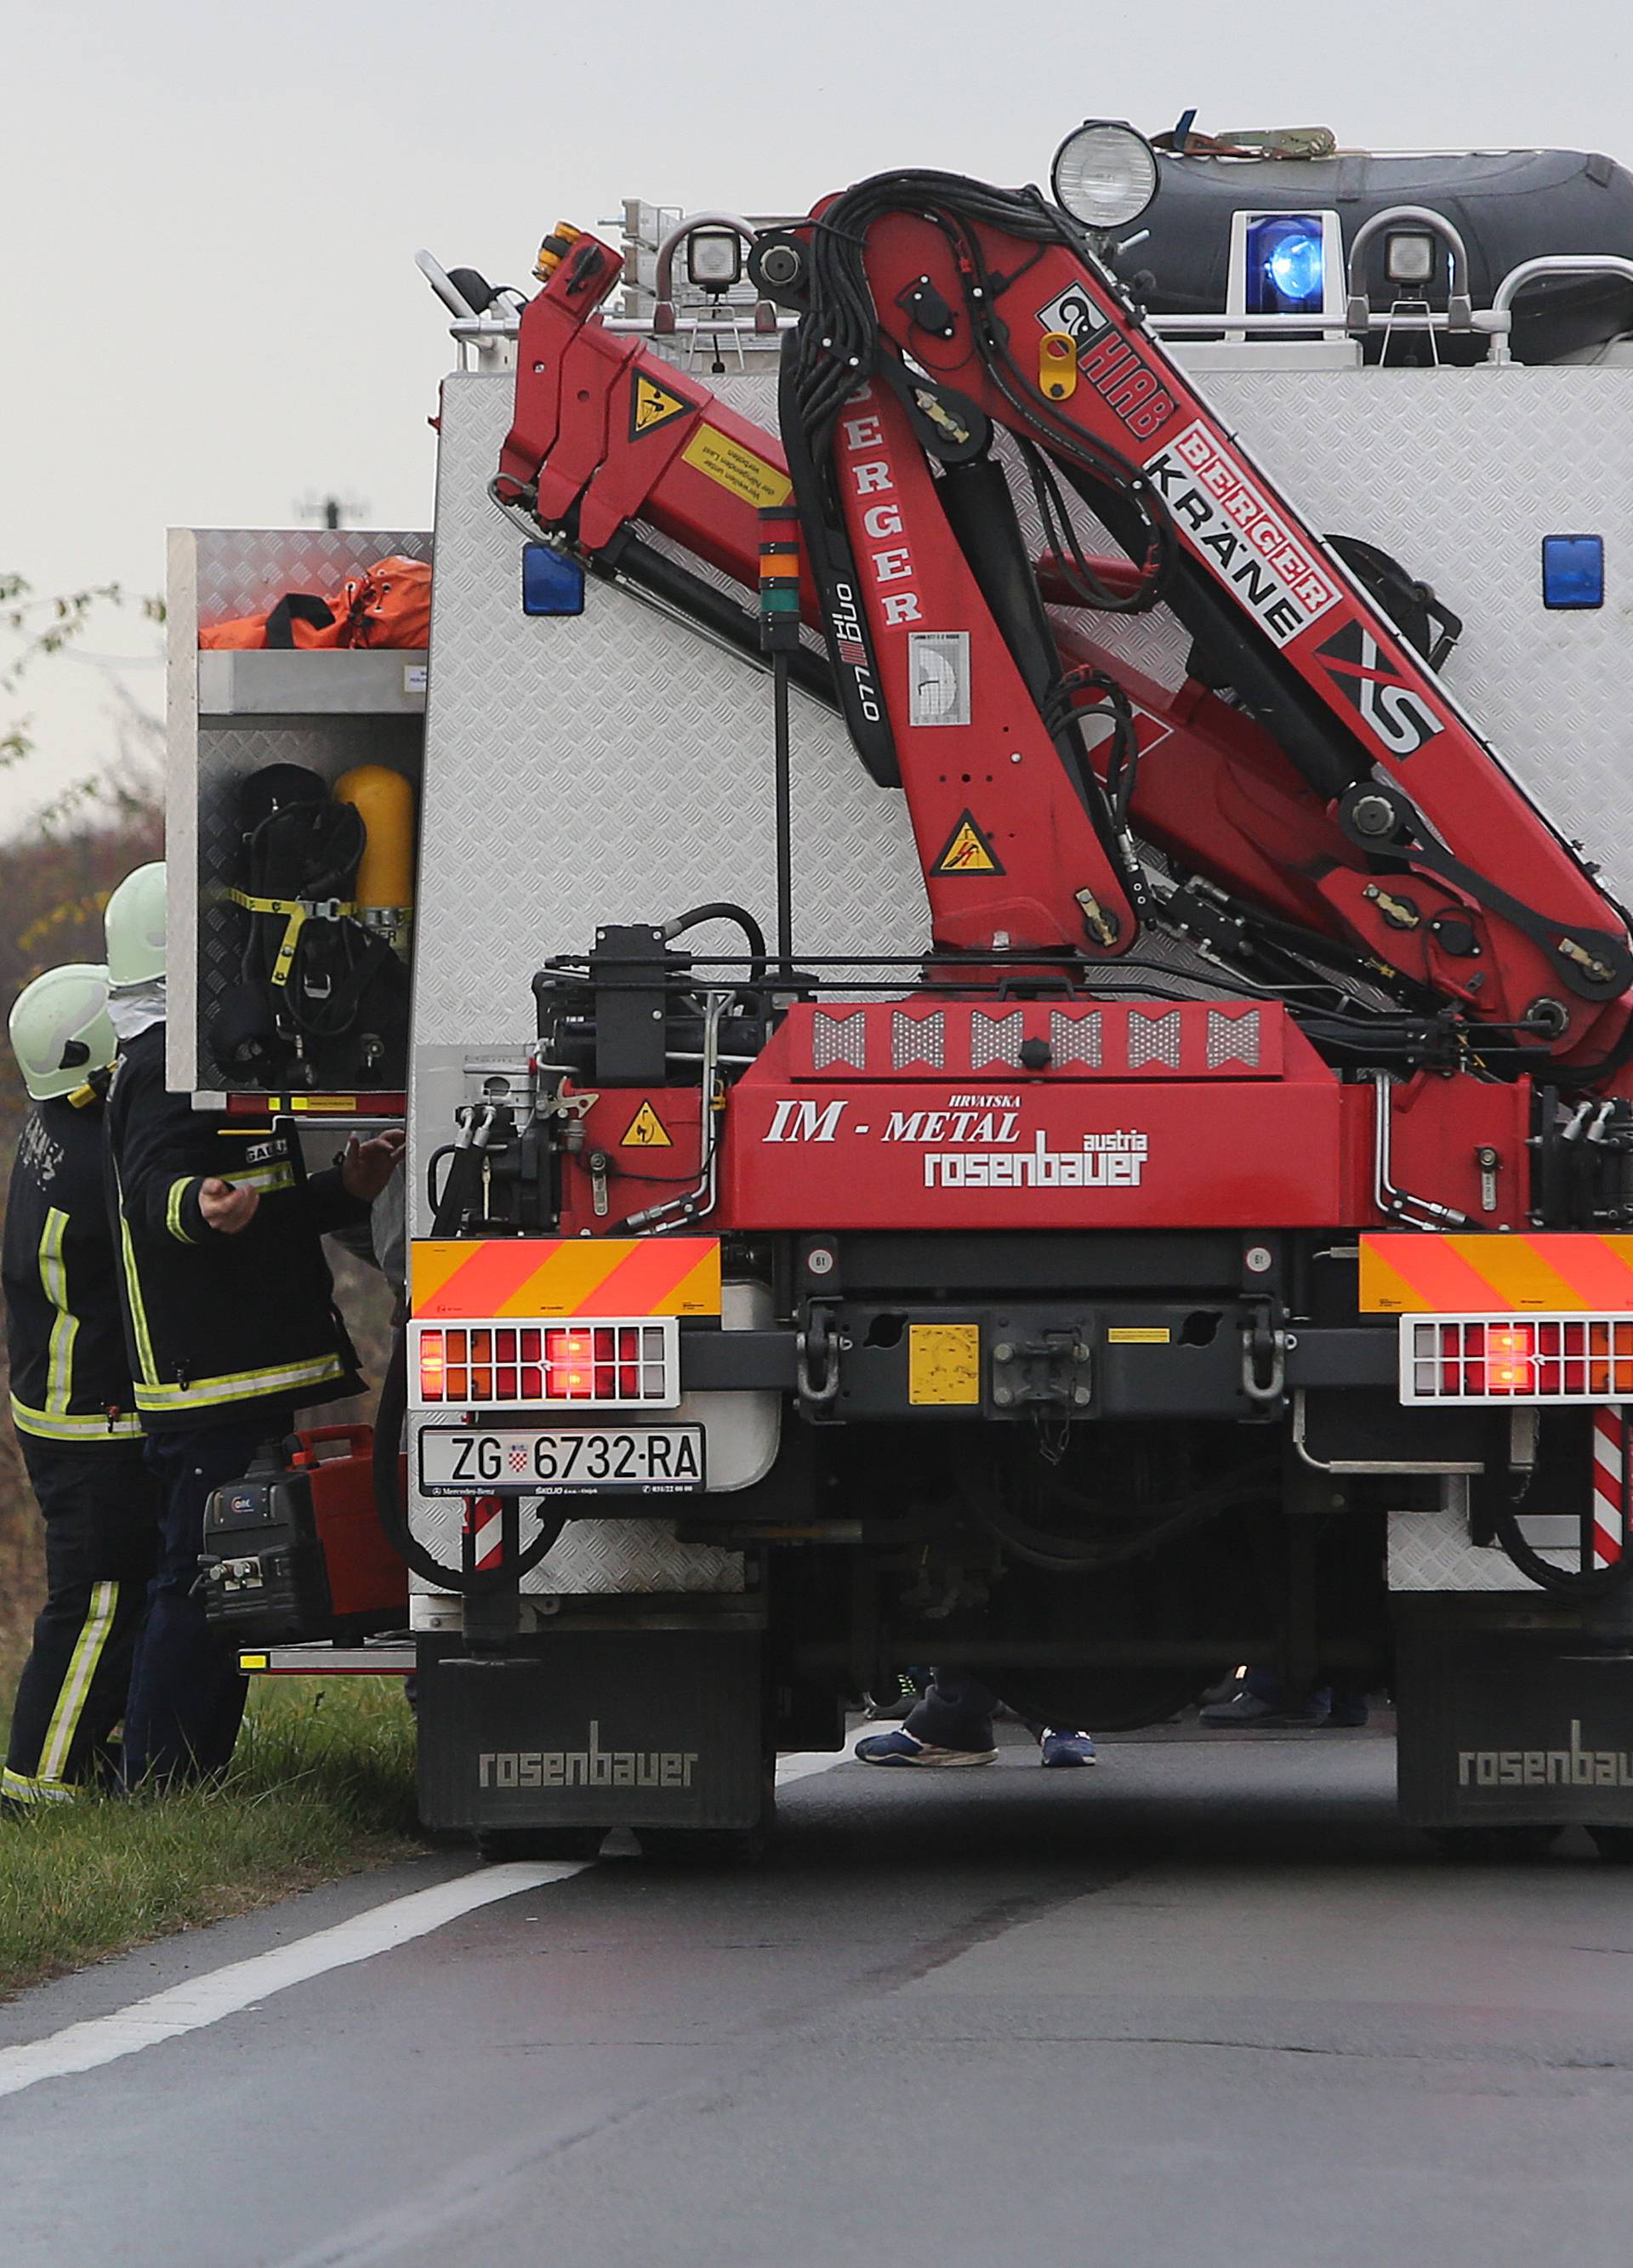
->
xmin=1246 ymin=216 xmax=1327 ymax=316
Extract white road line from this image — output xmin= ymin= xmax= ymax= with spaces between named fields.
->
xmin=0 ymin=1862 xmax=582 ymax=2102
xmin=0 ymin=1754 xmax=851 ymax=2102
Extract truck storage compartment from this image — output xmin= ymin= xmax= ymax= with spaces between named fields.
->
xmin=166 ymin=526 xmax=430 ymax=1111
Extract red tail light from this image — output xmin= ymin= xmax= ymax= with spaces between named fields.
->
xmin=1482 ymin=1322 xmax=1536 ymax=1394
xmin=411 ymin=1318 xmax=678 ymax=1407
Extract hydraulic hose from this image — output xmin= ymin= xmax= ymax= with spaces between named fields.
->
xmin=373 ymin=1324 xmax=566 ymax=1596
xmin=1488 ymin=1480 xmax=1633 ymax=1600
xmin=662 ymin=901 xmax=768 ymax=978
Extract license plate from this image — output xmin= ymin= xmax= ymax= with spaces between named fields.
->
xmin=417 ymin=1424 xmax=706 ymax=1497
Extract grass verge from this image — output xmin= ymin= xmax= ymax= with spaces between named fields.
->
xmin=0 ymin=1678 xmax=424 ymax=1998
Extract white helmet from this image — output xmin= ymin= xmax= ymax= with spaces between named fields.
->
xmin=104 ymin=860 xmax=167 ymax=986
xmin=9 ymin=963 xmax=117 ymax=1100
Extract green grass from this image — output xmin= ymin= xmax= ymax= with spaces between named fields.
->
xmin=0 ymin=1679 xmax=425 ymax=1997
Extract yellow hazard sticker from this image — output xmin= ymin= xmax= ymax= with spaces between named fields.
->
xmin=931 ymin=812 xmax=1004 ymax=876
xmin=1107 ymin=1326 xmax=1172 ymax=1344
xmin=681 ymin=424 xmax=793 ymax=509
xmin=620 ymin=1100 xmax=673 ymax=1149
xmin=629 ymin=373 xmax=694 ymax=441
xmin=908 ymin=1323 xmax=982 ymax=1406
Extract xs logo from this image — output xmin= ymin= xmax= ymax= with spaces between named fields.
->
xmin=1314 ymin=621 xmax=1443 ymax=757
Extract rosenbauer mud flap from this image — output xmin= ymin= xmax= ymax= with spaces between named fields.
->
xmin=1395 ymin=1602 xmax=1633 ymax=1830
xmin=414 ymin=1626 xmax=765 ymax=1835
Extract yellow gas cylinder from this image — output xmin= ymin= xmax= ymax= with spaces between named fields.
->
xmin=333 ymin=765 xmax=416 ymax=948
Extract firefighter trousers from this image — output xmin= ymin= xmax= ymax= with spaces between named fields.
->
xmin=124 ymin=1415 xmax=289 ymax=1788
xmin=3 ymin=1440 xmax=161 ymax=1805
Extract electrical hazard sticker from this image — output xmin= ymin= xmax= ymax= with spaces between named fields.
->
xmin=619 ymin=1100 xmax=673 ymax=1149
xmin=681 ymin=424 xmax=793 ymax=509
xmin=629 ymin=373 xmax=695 ymax=441
xmin=931 ymin=811 xmax=1004 ymax=876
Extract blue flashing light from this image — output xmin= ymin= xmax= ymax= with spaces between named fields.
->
xmin=1542 ymin=534 xmax=1604 ymax=611
xmin=521 ymin=543 xmax=586 ymax=617
xmin=1246 ymin=214 xmax=1327 ymax=317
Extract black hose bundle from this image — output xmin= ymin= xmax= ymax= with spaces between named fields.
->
xmin=786 ymin=169 xmax=1178 ymax=612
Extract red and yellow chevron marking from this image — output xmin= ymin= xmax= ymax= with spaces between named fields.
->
xmin=410 ymin=1237 xmax=720 ymax=1320
xmin=1360 ymin=1234 xmax=1633 ymax=1315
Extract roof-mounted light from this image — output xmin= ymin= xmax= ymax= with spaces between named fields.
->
xmin=1050 ymin=121 xmax=1160 ymax=233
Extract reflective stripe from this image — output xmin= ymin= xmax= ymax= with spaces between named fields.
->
xmin=37 ymin=1581 xmax=118 ymax=1786
xmin=111 ymin=1164 xmax=159 ymax=1389
xmin=166 ymin=1177 xmax=196 ymax=1245
xmin=0 ymin=1767 xmax=77 ymax=1806
xmin=37 ymin=1208 xmax=77 ymax=1416
xmin=231 ymin=1162 xmax=298 ymax=1197
xmin=9 ymin=1395 xmax=142 ymax=1444
xmin=133 ymin=1352 xmax=345 ymax=1415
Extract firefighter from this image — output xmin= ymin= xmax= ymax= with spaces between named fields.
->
xmin=3 ymin=963 xmax=160 ymax=1806
xmin=101 ymin=862 xmax=404 ymax=1786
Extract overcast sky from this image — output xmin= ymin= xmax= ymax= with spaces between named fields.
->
xmin=3 ymin=0 xmax=1630 ymax=835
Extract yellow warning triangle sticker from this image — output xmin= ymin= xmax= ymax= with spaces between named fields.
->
xmin=629 ymin=373 xmax=692 ymax=441
xmin=620 ymin=1100 xmax=674 ymax=1148
xmin=931 ymin=811 xmax=1004 ymax=876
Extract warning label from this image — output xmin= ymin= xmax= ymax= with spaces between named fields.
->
xmin=619 ymin=1100 xmax=673 ymax=1149
xmin=629 ymin=374 xmax=694 ymax=441
xmin=681 ymin=425 xmax=793 ymax=509
xmin=931 ymin=811 xmax=1004 ymax=876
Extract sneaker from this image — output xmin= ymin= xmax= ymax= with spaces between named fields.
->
xmin=1198 ymin=1690 xmax=1326 ymax=1728
xmin=1322 ymin=1696 xmax=1371 ymax=1729
xmin=1038 ymin=1729 xmax=1097 ymax=1767
xmin=853 ymin=1730 xmax=999 ymax=1767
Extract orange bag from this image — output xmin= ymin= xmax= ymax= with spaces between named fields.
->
xmin=200 ymin=556 xmax=431 ymax=651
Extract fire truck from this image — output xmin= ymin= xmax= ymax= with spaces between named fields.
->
xmin=171 ymin=127 xmax=1633 ymax=1858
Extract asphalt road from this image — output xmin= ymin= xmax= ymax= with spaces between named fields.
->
xmin=5 ymin=1723 xmax=1633 ymax=2268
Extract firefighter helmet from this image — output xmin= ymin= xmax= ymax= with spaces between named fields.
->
xmin=9 ymin=963 xmax=117 ymax=1100
xmin=104 ymin=861 xmax=168 ymax=986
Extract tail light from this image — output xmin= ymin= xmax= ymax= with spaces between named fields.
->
xmin=409 ymin=1317 xmax=679 ymax=1409
xmin=1402 ymin=1315 xmax=1633 ymax=1402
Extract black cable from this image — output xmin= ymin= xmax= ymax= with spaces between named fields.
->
xmin=1486 ymin=1451 xmax=1633 ymax=1600
xmin=663 ymin=901 xmax=768 ymax=977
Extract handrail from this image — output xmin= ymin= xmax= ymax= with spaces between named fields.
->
xmin=1484 ymin=254 xmax=1633 ymax=362
xmin=1345 ymin=206 xmax=1473 ymax=334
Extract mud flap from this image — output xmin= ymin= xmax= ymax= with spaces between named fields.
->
xmin=1395 ymin=1598 xmax=1633 ymax=1828
xmin=415 ymin=1629 xmax=764 ymax=1833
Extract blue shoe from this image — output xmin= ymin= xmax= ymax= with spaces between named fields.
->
xmin=854 ymin=1730 xmax=998 ymax=1767
xmin=1038 ymin=1729 xmax=1097 ymax=1767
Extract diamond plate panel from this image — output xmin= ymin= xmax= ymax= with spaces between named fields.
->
xmin=411 ymin=372 xmax=930 ymax=1065
xmin=1389 ymin=1499 xmax=1577 ymax=1592
xmin=1192 ymin=368 xmax=1633 ymax=903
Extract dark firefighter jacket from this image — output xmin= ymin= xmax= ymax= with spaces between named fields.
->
xmin=3 ymin=1089 xmax=143 ymax=1449
xmin=105 ymin=1023 xmax=367 ymax=1432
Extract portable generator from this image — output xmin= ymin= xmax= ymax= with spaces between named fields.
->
xmin=200 ymin=1424 xmax=407 ymax=1644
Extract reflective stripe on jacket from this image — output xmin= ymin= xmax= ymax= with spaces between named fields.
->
xmin=3 ymin=1094 xmax=141 ymax=1447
